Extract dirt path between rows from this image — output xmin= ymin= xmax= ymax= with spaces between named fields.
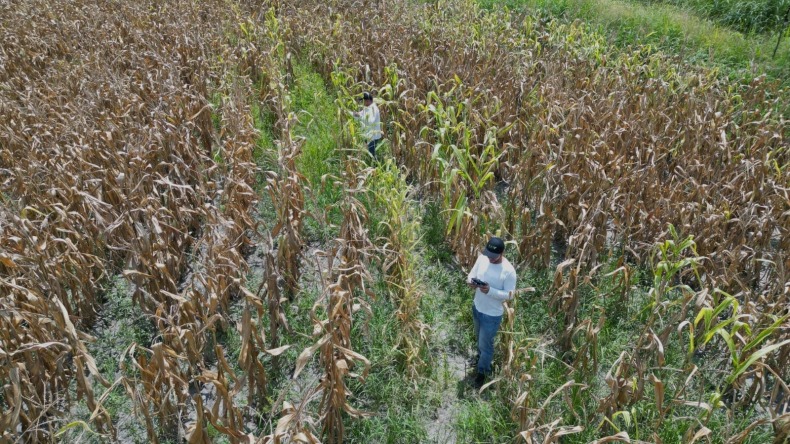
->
xmin=425 ymin=325 xmax=469 ymax=443
xmin=425 ymin=273 xmax=480 ymax=444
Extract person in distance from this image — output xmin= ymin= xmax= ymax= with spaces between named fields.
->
xmin=351 ymin=91 xmax=382 ymax=159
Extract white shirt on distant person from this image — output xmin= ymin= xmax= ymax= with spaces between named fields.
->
xmin=358 ymin=102 xmax=382 ymax=141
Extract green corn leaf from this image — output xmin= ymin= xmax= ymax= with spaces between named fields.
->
xmin=742 ymin=315 xmax=789 ymax=354
xmin=703 ymin=317 xmax=738 ymax=345
xmin=55 ymin=421 xmax=99 ymax=438
xmin=727 ymin=339 xmax=790 ymax=385
xmin=694 ymin=307 xmax=712 ymax=329
xmin=715 ymin=329 xmax=739 ymax=366
xmin=477 ymin=171 xmax=495 ymax=191
xmin=613 ymin=410 xmax=632 ymax=428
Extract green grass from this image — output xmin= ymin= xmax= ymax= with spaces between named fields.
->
xmin=479 ymin=0 xmax=790 ymax=87
xmin=60 ymin=276 xmax=152 ymax=443
xmin=291 ymin=62 xmax=345 ymax=242
xmin=658 ymin=0 xmax=790 ymax=35
xmin=421 ymin=200 xmax=455 ymax=263
xmin=292 ymin=64 xmax=342 ymax=186
xmin=89 ymin=277 xmax=154 ymax=376
xmin=345 ymin=289 xmax=431 ymax=443
xmin=251 ymin=99 xmax=277 ymax=173
xmin=454 ymin=398 xmax=512 ymax=443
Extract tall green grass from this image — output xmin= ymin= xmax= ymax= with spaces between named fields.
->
xmin=659 ymin=0 xmax=790 ymax=35
xmin=291 ymin=62 xmax=345 ymax=241
xmin=479 ymin=0 xmax=790 ymax=86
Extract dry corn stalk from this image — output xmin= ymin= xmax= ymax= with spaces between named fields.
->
xmin=258 ymin=387 xmax=322 ymax=444
xmin=0 ymin=0 xmax=268 ymax=439
xmin=372 ymin=161 xmax=429 ymax=379
xmin=288 ymin=139 xmax=375 ymax=444
xmin=290 ymin=241 xmax=372 ymax=444
xmin=261 ymin=6 xmax=305 ymax=301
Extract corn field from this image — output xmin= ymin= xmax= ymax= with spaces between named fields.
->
xmin=1 ymin=0 xmax=788 ymax=442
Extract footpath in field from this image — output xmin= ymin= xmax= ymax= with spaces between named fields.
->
xmin=397 ymin=199 xmax=501 ymax=441
xmin=423 ymin=260 xmax=478 ymax=444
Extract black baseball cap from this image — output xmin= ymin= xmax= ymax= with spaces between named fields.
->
xmin=482 ymin=237 xmax=505 ymax=258
xmin=362 ymin=92 xmax=373 ymax=101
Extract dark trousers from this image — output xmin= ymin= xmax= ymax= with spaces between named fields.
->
xmin=367 ymin=138 xmax=381 ymax=158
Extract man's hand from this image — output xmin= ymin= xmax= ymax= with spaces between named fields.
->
xmin=480 ymin=284 xmax=490 ymax=294
xmin=467 ymin=281 xmax=478 ymax=290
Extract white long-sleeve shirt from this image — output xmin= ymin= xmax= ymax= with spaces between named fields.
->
xmin=467 ymin=255 xmax=517 ymax=316
xmin=357 ymin=103 xmax=382 ymax=141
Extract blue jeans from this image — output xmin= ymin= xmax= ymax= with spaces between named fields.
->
xmin=472 ymin=305 xmax=502 ymax=375
xmin=367 ymin=138 xmax=380 ymax=158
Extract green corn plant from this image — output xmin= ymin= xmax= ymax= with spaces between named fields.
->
xmin=683 ymin=284 xmax=790 ymax=406
xmin=648 ymin=225 xmax=703 ymax=310
xmin=634 ymin=225 xmax=705 ymax=360
xmin=595 ymin=225 xmax=705 ymax=423
xmin=723 ymin=314 xmax=790 ymax=386
xmin=689 ymin=290 xmax=746 ymax=359
xmin=418 ymin=84 xmax=503 ymax=268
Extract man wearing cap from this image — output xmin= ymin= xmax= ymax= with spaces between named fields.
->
xmin=467 ymin=236 xmax=517 ymax=388
xmin=351 ymin=92 xmax=382 ymax=159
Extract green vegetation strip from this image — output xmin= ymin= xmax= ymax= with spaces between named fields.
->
xmin=269 ymin=62 xmax=436 ymax=442
xmin=479 ymin=0 xmax=790 ymax=86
